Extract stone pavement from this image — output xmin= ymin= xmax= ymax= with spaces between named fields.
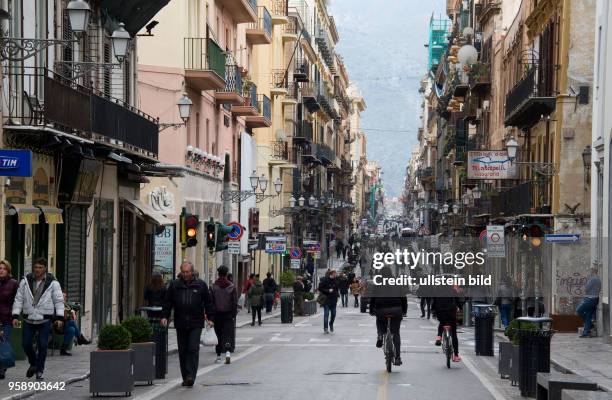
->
xmin=0 ymin=308 xmax=280 ymax=400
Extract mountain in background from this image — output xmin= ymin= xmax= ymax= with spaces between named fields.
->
xmin=329 ymin=0 xmax=446 ymax=197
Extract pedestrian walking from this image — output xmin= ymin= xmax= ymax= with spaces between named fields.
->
xmin=0 ymin=260 xmax=18 ymax=380
xmin=417 ymin=281 xmax=431 ymax=319
xmin=342 ymin=244 xmax=349 ymax=260
xmin=262 ymin=272 xmax=277 ymax=314
xmin=335 ymin=240 xmax=344 ymax=259
xmin=210 ymin=266 xmax=238 ymax=364
xmin=338 ymin=273 xmax=349 ymax=307
xmin=293 ymin=276 xmax=305 ymax=316
xmin=11 ymin=258 xmax=65 ymax=380
xmin=144 ymin=272 xmax=167 ymax=318
xmin=495 ymin=277 xmax=514 ymax=329
xmin=243 ymin=273 xmax=255 ymax=313
xmin=350 ymin=278 xmax=361 ymax=308
xmin=577 ymin=267 xmax=602 ymax=338
xmin=248 ymin=274 xmax=264 ymax=326
xmin=161 ymin=261 xmax=214 ymax=387
xmin=305 ymin=254 xmax=315 ymax=276
xmin=318 ymin=269 xmax=339 ymax=334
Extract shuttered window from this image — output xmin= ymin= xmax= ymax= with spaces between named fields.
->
xmin=63 ymin=205 xmax=87 ymax=305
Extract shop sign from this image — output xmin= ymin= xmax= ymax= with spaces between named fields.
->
xmin=154 ymin=225 xmax=175 ymax=283
xmin=467 ymin=151 xmax=517 ymax=179
xmin=0 ymin=149 xmax=32 ymax=177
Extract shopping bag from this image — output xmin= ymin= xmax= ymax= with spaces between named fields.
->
xmin=238 ymin=293 xmax=245 ymax=308
xmin=0 ymin=335 xmax=15 ymax=369
xmin=203 ymin=326 xmax=218 ymax=346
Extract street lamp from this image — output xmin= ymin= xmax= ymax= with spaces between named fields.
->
xmin=289 ymin=196 xmax=296 ymax=208
xmin=452 ymin=204 xmax=459 ymax=215
xmin=249 ymin=171 xmax=259 ymax=191
xmin=472 ymin=186 xmax=481 ymax=200
xmin=462 ymin=193 xmax=470 ymax=206
xmin=582 ymin=145 xmax=592 ymax=186
xmin=274 ymin=177 xmax=283 ymax=195
xmin=67 ymin=0 xmax=92 ymax=34
xmin=259 ymin=174 xmax=268 ymax=193
xmin=309 ymin=195 xmax=316 ymax=207
xmin=506 ymin=137 xmax=519 ymax=161
xmin=299 ymin=196 xmax=305 ymax=207
xmin=442 ymin=203 xmax=449 ymax=214
xmin=177 ymin=94 xmax=193 ymax=123
xmin=111 ymin=22 xmax=131 ymax=63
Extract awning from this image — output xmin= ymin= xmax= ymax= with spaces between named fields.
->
xmin=124 ymin=199 xmax=173 ymax=226
xmin=37 ymin=206 xmax=64 ymax=224
xmin=9 ymin=204 xmax=41 ymax=224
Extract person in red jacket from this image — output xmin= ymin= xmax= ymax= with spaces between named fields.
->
xmin=243 ymin=273 xmax=255 ymax=313
xmin=0 ymin=260 xmax=19 ymax=379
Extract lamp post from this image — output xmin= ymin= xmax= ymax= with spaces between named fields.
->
xmin=67 ymin=0 xmax=92 ymax=34
xmin=221 ymin=171 xmax=282 ymax=203
xmin=159 ymin=93 xmax=194 ymax=132
xmin=582 ymin=145 xmax=592 ymax=186
xmin=505 ymin=137 xmax=557 ymax=176
xmin=111 ymin=22 xmax=131 ymax=63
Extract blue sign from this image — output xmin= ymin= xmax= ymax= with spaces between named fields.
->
xmin=227 ymin=222 xmax=244 ymax=241
xmin=0 ymin=150 xmax=33 ymax=177
xmin=545 ymin=234 xmax=580 ymax=244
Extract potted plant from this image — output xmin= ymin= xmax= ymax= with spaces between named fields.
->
xmin=90 ymin=324 xmax=134 ymax=397
xmin=303 ymin=291 xmax=317 ymax=315
xmin=280 ymin=270 xmax=296 ymax=292
xmin=122 ymin=316 xmax=155 ymax=385
xmin=499 ymin=319 xmax=537 ymax=385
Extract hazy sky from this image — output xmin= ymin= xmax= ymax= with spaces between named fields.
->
xmin=329 ymin=0 xmax=446 ymax=197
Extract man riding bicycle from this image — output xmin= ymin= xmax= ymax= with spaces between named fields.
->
xmin=431 ymin=283 xmax=464 ymax=363
xmin=369 ymin=266 xmax=408 ymax=366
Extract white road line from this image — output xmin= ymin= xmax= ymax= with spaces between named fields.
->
xmin=419 ymin=326 xmax=437 ymax=330
xmin=235 ymin=337 xmax=253 ymax=342
xmin=350 ymin=338 xmax=370 ymax=343
xmin=270 ymin=336 xmax=292 ymax=342
xmin=133 ymin=345 xmax=263 ymax=400
xmin=236 ymin=343 xmax=435 ymax=348
xmin=358 ymin=323 xmax=374 ymax=327
xmin=462 ymin=356 xmax=509 ymax=400
xmin=309 ymin=338 xmax=331 ymax=343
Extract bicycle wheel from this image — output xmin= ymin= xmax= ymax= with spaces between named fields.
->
xmin=444 ymin=334 xmax=452 ymax=369
xmin=385 ymin=333 xmax=394 ymax=373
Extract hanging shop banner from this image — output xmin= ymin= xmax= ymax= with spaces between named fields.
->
xmin=0 ymin=149 xmax=32 ymax=177
xmin=265 ymin=236 xmax=287 ymax=254
xmin=467 ymin=151 xmax=517 ymax=180
xmin=154 ymin=225 xmax=175 ymax=283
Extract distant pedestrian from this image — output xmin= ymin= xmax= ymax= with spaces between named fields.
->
xmin=417 ymin=281 xmax=431 ymax=319
xmin=262 ymin=273 xmax=277 ymax=314
xmin=336 ymin=240 xmax=344 ymax=259
xmin=144 ymin=272 xmax=167 ymax=318
xmin=495 ymin=277 xmax=514 ymax=329
xmin=293 ymin=276 xmax=305 ymax=316
xmin=161 ymin=261 xmax=214 ymax=387
xmin=210 ymin=266 xmax=238 ymax=364
xmin=338 ymin=274 xmax=349 ymax=307
xmin=248 ymin=274 xmax=264 ymax=326
xmin=577 ymin=267 xmax=602 ymax=338
xmin=318 ymin=269 xmax=339 ymax=334
xmin=11 ymin=258 xmax=65 ymax=380
xmin=342 ymin=244 xmax=349 ymax=260
xmin=306 ymin=254 xmax=315 ymax=276
xmin=243 ymin=273 xmax=255 ymax=313
xmin=0 ymin=260 xmax=18 ymax=380
xmin=350 ymin=278 xmax=361 ymax=308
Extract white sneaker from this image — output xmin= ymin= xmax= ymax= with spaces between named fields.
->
xmin=225 ymin=351 xmax=231 ymax=364
xmin=215 ymin=356 xmax=221 ymax=363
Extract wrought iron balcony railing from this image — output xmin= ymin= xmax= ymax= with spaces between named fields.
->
xmin=504 ymin=66 xmax=555 ymax=128
xmin=254 ymin=94 xmax=271 ymax=121
xmin=220 ymin=63 xmax=242 ymax=94
xmin=272 ymin=141 xmax=290 ymax=161
xmin=184 ymin=37 xmax=226 ymax=78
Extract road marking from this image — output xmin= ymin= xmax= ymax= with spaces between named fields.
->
xmin=462 ymin=356 xmax=509 ymax=400
xmin=359 ymin=323 xmax=374 ymax=327
xmin=419 ymin=325 xmax=437 ymax=330
xmin=133 ymin=345 xmax=263 ymax=400
xmin=270 ymin=336 xmax=292 ymax=342
xmin=350 ymin=338 xmax=370 ymax=343
xmin=309 ymin=338 xmax=330 ymax=343
xmin=376 ymin=370 xmax=389 ymax=400
xmin=235 ymin=337 xmax=253 ymax=342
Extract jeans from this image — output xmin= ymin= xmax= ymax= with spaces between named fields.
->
xmin=499 ymin=304 xmax=512 ymax=328
xmin=176 ymin=327 xmax=202 ymax=381
xmin=23 ymin=321 xmax=51 ymax=373
xmin=376 ymin=316 xmax=401 ymax=357
xmin=213 ymin=314 xmax=235 ymax=356
xmin=354 ymin=295 xmax=359 ymax=307
xmin=63 ymin=320 xmax=81 ymax=350
xmin=251 ymin=307 xmax=262 ymax=324
xmin=340 ymin=293 xmax=348 ymax=307
xmin=264 ymin=293 xmax=275 ymax=313
xmin=0 ymin=324 xmax=13 ymax=373
xmin=577 ymin=297 xmax=599 ymax=336
xmin=323 ymin=301 xmax=337 ymax=331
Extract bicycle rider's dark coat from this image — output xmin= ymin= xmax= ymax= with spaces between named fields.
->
xmin=369 ymin=295 xmax=408 ymax=317
xmin=163 ymin=275 xmax=214 ymax=330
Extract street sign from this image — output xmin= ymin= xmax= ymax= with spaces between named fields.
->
xmin=303 ymin=240 xmax=320 ymax=253
xmin=265 ymin=236 xmax=287 ymax=254
xmin=486 ymin=225 xmax=505 ymax=258
xmin=290 ymin=259 xmax=301 ymax=269
xmin=0 ymin=150 xmax=32 ymax=177
xmin=227 ymin=221 xmax=244 ymax=241
xmin=289 ymin=247 xmax=303 ymax=259
xmin=228 ymin=241 xmax=241 ymax=254
xmin=545 ymin=233 xmax=581 ymax=244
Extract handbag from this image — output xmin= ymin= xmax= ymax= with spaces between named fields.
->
xmin=316 ymin=293 xmax=328 ymax=306
xmin=0 ymin=335 xmax=15 ymax=369
xmin=202 ymin=326 xmax=218 ymax=346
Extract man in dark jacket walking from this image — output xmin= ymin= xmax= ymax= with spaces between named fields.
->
xmin=318 ymin=270 xmax=340 ymax=333
xmin=338 ymin=274 xmax=350 ymax=307
xmin=210 ymin=266 xmax=237 ymax=364
xmin=161 ymin=261 xmax=214 ymax=387
xmin=262 ymin=273 xmax=277 ymax=314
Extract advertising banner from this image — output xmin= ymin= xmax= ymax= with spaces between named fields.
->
xmin=467 ymin=151 xmax=517 ymax=179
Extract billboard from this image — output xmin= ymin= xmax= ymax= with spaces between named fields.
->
xmin=467 ymin=151 xmax=517 ymax=179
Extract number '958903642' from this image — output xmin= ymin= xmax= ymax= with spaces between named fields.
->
xmin=9 ymin=381 xmax=66 ymax=391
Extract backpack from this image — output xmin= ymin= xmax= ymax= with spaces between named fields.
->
xmin=212 ymin=284 xmax=235 ymax=313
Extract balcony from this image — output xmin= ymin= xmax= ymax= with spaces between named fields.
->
xmin=5 ymin=67 xmax=158 ymax=156
xmin=300 ymin=142 xmax=321 ymax=165
xmin=271 ymin=0 xmax=289 ymax=25
xmin=478 ymin=0 xmax=502 ymax=24
xmin=490 ymin=181 xmax=533 ymax=217
xmin=420 ymin=167 xmax=435 ymax=183
xmin=216 ymin=0 xmax=257 ymax=23
xmin=271 ymin=69 xmax=288 ymax=96
xmin=245 ymin=94 xmax=272 ymax=128
xmin=504 ymin=66 xmax=555 ymax=129
xmin=301 ymin=82 xmax=320 ymax=112
xmin=270 ymin=141 xmax=291 ymax=165
xmin=231 ymin=83 xmax=259 ymax=116
xmin=468 ymin=62 xmax=491 ymax=93
xmin=292 ymin=120 xmax=313 ymax=143
xmin=215 ymin=63 xmax=244 ymax=105
xmin=282 ymin=16 xmax=299 ymax=43
xmin=317 ymin=144 xmax=335 ymax=165
xmin=282 ymin=82 xmax=299 ymax=105
xmin=184 ymin=38 xmax=226 ymax=91
xmin=293 ymin=57 xmax=309 ymax=82
xmin=246 ymin=7 xmax=272 ymax=45
xmin=315 ymin=28 xmax=335 ymax=72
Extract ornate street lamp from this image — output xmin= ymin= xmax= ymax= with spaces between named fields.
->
xmin=452 ymin=204 xmax=459 ymax=215
xmin=111 ymin=22 xmax=131 ymax=63
xmin=472 ymin=186 xmax=481 ymax=200
xmin=177 ymin=94 xmax=193 ymax=123
xmin=309 ymin=195 xmax=316 ymax=207
xmin=249 ymin=171 xmax=260 ymax=191
xmin=274 ymin=177 xmax=283 ymax=195
xmin=299 ymin=196 xmax=305 ymax=207
xmin=289 ymin=196 xmax=296 ymax=208
xmin=259 ymin=174 xmax=268 ymax=193
xmin=442 ymin=203 xmax=449 ymax=214
xmin=506 ymin=137 xmax=519 ymax=161
xmin=67 ymin=0 xmax=92 ymax=34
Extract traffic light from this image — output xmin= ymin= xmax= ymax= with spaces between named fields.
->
xmin=206 ymin=218 xmax=216 ymax=252
xmin=520 ymin=223 xmax=545 ymax=248
xmin=215 ymin=223 xmax=232 ymax=252
xmin=184 ymin=213 xmax=200 ymax=248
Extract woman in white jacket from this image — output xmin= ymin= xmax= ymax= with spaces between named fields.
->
xmin=11 ymin=258 xmax=64 ymax=380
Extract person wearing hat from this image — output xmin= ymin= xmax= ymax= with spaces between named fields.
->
xmin=210 ymin=265 xmax=238 ymax=364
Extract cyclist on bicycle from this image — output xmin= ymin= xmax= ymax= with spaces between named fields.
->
xmin=369 ymin=265 xmax=408 ymax=366
xmin=431 ymin=283 xmax=464 ymax=362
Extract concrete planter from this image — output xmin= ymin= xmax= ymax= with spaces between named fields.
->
xmin=132 ymin=342 xmax=155 ymax=385
xmin=304 ymin=300 xmax=317 ymax=315
xmin=90 ymin=349 xmax=134 ymax=397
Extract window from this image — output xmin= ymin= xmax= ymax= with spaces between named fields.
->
xmin=195 ymin=112 xmax=200 ymax=148
xmin=206 ymin=118 xmax=210 ymax=151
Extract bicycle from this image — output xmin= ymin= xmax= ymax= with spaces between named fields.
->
xmin=441 ymin=325 xmax=453 ymax=369
xmin=382 ymin=315 xmax=395 ymax=373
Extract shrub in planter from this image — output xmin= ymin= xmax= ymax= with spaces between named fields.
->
xmin=122 ymin=316 xmax=155 ymax=385
xmin=505 ymin=319 xmax=537 ymax=345
xmin=90 ymin=325 xmax=134 ymax=397
xmin=304 ymin=292 xmax=315 ymax=301
xmin=280 ymin=270 xmax=296 ymax=288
